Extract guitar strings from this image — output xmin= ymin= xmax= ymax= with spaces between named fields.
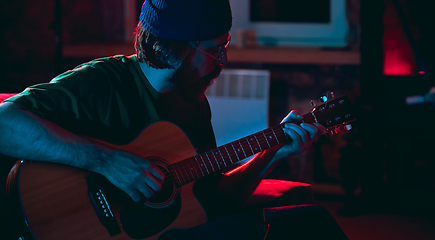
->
xmin=167 ymin=128 xmax=286 ymax=178
xmin=159 ymin=111 xmax=338 ymax=185
xmin=163 ymin=121 xmax=339 ymax=185
xmin=159 ymin=128 xmax=288 ymax=186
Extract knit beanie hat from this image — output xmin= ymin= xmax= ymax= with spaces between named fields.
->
xmin=139 ymin=0 xmax=232 ymax=41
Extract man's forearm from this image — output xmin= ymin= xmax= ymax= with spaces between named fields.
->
xmin=0 ymin=102 xmax=165 ymax=202
xmin=0 ymin=102 xmax=106 ymax=173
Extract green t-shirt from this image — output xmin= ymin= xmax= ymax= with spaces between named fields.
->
xmin=6 ymin=55 xmax=216 ymax=153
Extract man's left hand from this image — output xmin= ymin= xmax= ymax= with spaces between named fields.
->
xmin=273 ymin=110 xmax=326 ymax=160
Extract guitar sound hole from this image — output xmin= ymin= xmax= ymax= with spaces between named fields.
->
xmin=146 ymin=166 xmax=175 ymax=205
xmin=120 ymin=158 xmax=182 ymax=239
xmin=142 ymin=158 xmax=180 ymax=208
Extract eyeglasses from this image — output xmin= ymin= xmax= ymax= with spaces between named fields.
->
xmin=195 ymin=34 xmax=231 ymax=65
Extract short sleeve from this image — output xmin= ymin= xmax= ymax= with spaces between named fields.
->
xmin=5 ymin=60 xmax=147 ymax=143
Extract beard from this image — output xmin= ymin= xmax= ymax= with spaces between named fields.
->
xmin=170 ymin=61 xmax=222 ymax=101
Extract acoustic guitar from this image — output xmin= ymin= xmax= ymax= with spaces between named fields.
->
xmin=6 ymin=95 xmax=355 ymax=240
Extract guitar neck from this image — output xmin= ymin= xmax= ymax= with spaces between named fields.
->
xmin=169 ymin=112 xmax=316 ymax=187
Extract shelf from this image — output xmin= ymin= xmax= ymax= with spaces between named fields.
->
xmin=228 ymin=46 xmax=360 ymax=65
xmin=63 ymin=43 xmax=360 ymax=65
xmin=63 ymin=43 xmax=135 ymax=59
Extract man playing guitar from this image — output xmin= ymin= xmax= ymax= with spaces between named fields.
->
xmin=0 ymin=0 xmax=348 ymax=239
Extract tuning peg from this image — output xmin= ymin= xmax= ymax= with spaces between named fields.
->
xmin=330 ymin=92 xmax=335 ymax=99
xmin=320 ymin=96 xmax=327 ymax=103
xmin=345 ymin=124 xmax=352 ymax=131
xmin=334 ymin=126 xmax=341 ymax=135
xmin=325 ymin=126 xmax=340 ymax=137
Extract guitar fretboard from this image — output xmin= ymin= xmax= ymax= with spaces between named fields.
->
xmin=168 ymin=112 xmax=316 ymax=187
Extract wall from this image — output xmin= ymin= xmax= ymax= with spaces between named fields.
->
xmin=0 ymin=0 xmax=125 ymax=93
xmin=0 ymin=0 xmax=56 ymax=92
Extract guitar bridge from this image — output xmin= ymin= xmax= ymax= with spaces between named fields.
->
xmin=86 ymin=175 xmax=121 ymax=236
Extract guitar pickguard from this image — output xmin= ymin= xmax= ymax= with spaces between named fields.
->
xmin=120 ymin=195 xmax=182 ymax=239
xmin=120 ymin=156 xmax=182 ymax=239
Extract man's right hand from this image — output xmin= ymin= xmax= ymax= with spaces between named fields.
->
xmin=99 ymin=150 xmax=166 ymax=202
xmin=0 ymin=102 xmax=165 ymax=203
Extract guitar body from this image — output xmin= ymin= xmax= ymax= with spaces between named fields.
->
xmin=6 ymin=121 xmax=207 ymax=240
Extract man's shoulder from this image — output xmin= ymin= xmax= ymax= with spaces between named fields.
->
xmin=80 ymin=54 xmax=136 ymax=70
xmin=61 ymin=54 xmax=140 ymax=85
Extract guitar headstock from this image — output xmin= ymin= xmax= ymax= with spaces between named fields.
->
xmin=311 ymin=94 xmax=355 ymax=136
